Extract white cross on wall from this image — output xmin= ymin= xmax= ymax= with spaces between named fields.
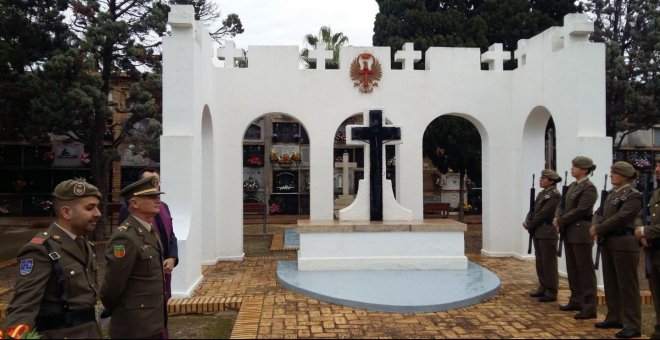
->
xmin=394 ymin=42 xmax=422 ymax=71
xmin=480 ymin=43 xmax=511 ymax=71
xmin=334 ymin=152 xmax=357 ymax=196
xmin=217 ymin=41 xmax=244 ymax=69
xmin=514 ymin=39 xmax=527 ymax=66
xmin=308 ymin=46 xmax=334 ymax=70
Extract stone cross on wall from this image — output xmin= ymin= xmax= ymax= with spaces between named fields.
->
xmin=334 ymin=152 xmax=357 ymax=196
xmin=308 ymin=46 xmax=334 ymax=70
xmin=480 ymin=43 xmax=511 ymax=71
xmin=217 ymin=41 xmax=244 ymax=69
xmin=350 ymin=110 xmax=401 ymax=221
xmin=394 ymin=42 xmax=422 ymax=71
xmin=514 ymin=39 xmax=528 ymax=66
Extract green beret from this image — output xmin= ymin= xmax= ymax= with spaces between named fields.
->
xmin=611 ymin=161 xmax=636 ymax=179
xmin=541 ymin=169 xmax=562 ymax=182
xmin=572 ymin=156 xmax=596 ymax=171
xmin=120 ymin=175 xmax=165 ymax=198
xmin=52 ymin=179 xmax=102 ymax=200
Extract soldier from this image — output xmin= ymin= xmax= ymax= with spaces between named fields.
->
xmin=635 ymin=154 xmax=660 ymax=339
xmin=524 ymin=169 xmax=562 ymax=302
xmin=590 ymin=161 xmax=642 ymax=338
xmin=553 ymin=156 xmax=599 ymax=319
xmin=2 ymin=179 xmax=102 ymax=339
xmin=100 ymin=176 xmax=166 ymax=339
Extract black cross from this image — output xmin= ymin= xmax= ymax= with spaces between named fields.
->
xmin=350 ymin=110 xmax=401 ymax=221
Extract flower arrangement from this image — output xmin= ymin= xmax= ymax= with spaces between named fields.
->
xmin=246 ymin=155 xmax=262 ymax=166
xmin=291 ymin=151 xmax=301 ymax=162
xmin=334 ymin=131 xmax=346 ymax=144
xmin=42 ymin=151 xmax=54 ymax=161
xmin=81 ymin=152 xmax=90 ymax=164
xmin=40 ymin=200 xmax=52 ymax=211
xmin=270 ymin=202 xmax=281 ymax=214
xmin=243 ymin=177 xmax=259 ymax=192
xmin=270 ymin=150 xmax=278 ymax=162
xmin=627 ymin=152 xmax=652 ymax=169
xmin=278 ymin=153 xmax=292 ymax=164
xmin=633 ymin=157 xmax=651 ymax=169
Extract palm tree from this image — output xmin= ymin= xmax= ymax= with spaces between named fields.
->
xmin=300 ymin=26 xmax=349 ymax=69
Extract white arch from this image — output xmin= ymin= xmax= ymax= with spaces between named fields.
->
xmin=201 ymin=107 xmax=218 ymax=262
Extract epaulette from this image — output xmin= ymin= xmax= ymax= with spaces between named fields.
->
xmin=29 ymin=231 xmax=51 ymax=245
xmin=117 ymin=223 xmax=132 ymax=232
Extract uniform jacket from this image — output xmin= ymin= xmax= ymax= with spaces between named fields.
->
xmin=555 ymin=178 xmax=598 ymax=244
xmin=526 ymin=187 xmax=561 ymax=240
xmin=3 ymin=223 xmax=101 ymax=339
xmin=592 ymin=185 xmax=641 ymax=251
xmin=638 ymin=187 xmax=660 ymax=264
xmin=100 ymin=215 xmax=165 ymax=339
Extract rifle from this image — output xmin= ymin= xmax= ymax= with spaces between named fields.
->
xmin=594 ymin=174 xmax=608 ymax=270
xmin=527 ymin=174 xmax=536 ymax=254
xmin=642 ymin=175 xmax=652 ymax=275
xmin=557 ymin=171 xmax=569 ymax=257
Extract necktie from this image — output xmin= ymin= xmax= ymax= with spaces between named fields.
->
xmin=75 ymin=237 xmax=87 ymax=257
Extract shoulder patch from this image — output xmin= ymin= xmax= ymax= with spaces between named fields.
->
xmin=118 ymin=225 xmax=129 ymax=232
xmin=29 ymin=237 xmax=46 ymax=245
xmin=19 ymin=259 xmax=33 ymax=275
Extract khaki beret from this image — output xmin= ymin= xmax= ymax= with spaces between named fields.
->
xmin=611 ymin=161 xmax=636 ymax=179
xmin=541 ymin=169 xmax=562 ymax=182
xmin=121 ymin=175 xmax=165 ymax=198
xmin=572 ymin=156 xmax=596 ymax=171
xmin=656 ymin=154 xmax=660 ymax=163
xmin=52 ymin=179 xmax=102 ymax=200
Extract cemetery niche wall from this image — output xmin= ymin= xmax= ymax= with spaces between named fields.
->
xmin=163 ymin=5 xmax=611 ymax=297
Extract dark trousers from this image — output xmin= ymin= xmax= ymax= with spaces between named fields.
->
xmin=565 ymin=242 xmax=597 ymax=314
xmin=601 ymin=247 xmax=641 ymax=331
xmin=649 ymin=262 xmax=660 ymax=339
xmin=534 ymin=238 xmax=558 ymax=298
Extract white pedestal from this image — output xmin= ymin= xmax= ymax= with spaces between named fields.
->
xmin=297 ymin=220 xmax=467 ymax=271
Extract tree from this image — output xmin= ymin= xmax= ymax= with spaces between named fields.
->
xmin=300 ymin=26 xmax=349 ymax=69
xmin=373 ymin=0 xmax=581 ymax=69
xmin=170 ymin=0 xmax=244 ymax=43
xmin=588 ymin=0 xmax=659 ymax=151
xmin=423 ymin=116 xmax=481 ymax=222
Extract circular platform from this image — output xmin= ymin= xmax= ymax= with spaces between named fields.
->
xmin=277 ymin=260 xmax=500 ymax=313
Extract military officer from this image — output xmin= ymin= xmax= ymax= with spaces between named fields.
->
xmin=590 ymin=161 xmax=642 ymax=338
xmin=3 ymin=179 xmax=103 ymax=339
xmin=553 ymin=156 xmax=599 ymax=319
xmin=100 ymin=175 xmax=166 ymax=339
xmin=524 ymin=169 xmax=562 ymax=302
xmin=635 ymin=154 xmax=660 ymax=339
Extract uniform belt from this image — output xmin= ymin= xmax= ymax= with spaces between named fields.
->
xmin=35 ymin=308 xmax=96 ymax=331
xmin=612 ymin=228 xmax=634 ymax=237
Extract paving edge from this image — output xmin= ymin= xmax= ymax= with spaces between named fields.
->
xmin=230 ymin=296 xmax=264 ymax=339
xmin=167 ymin=296 xmax=242 ymax=315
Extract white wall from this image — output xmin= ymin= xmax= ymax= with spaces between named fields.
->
xmin=163 ymin=7 xmax=609 ymax=295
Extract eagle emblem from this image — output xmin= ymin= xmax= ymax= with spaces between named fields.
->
xmin=350 ymin=53 xmax=382 ymax=93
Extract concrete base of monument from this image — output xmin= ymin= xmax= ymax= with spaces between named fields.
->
xmin=297 ymin=219 xmax=467 ymax=271
xmin=276 ymin=260 xmax=500 ymax=313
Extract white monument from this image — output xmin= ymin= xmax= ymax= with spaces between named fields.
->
xmin=163 ymin=6 xmax=610 ymax=296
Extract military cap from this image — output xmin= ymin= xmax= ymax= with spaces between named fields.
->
xmin=611 ymin=161 xmax=637 ymax=179
xmin=572 ymin=156 xmax=596 ymax=171
xmin=120 ymin=175 xmax=165 ymax=198
xmin=541 ymin=169 xmax=562 ymax=182
xmin=656 ymin=154 xmax=660 ymax=163
xmin=52 ymin=179 xmax=102 ymax=200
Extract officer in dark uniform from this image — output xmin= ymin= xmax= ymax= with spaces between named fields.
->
xmin=590 ymin=161 xmax=641 ymax=338
xmin=524 ymin=169 xmax=562 ymax=302
xmin=3 ymin=179 xmax=102 ymax=339
xmin=553 ymin=156 xmax=599 ymax=319
xmin=635 ymin=154 xmax=660 ymax=339
xmin=100 ymin=175 xmax=166 ymax=339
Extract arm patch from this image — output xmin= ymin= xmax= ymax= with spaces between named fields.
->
xmin=29 ymin=237 xmax=45 ymax=245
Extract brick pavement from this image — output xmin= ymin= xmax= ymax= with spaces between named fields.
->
xmin=183 ymin=250 xmax=649 ymax=339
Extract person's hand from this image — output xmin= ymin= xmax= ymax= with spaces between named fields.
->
xmin=523 ymin=221 xmax=528 ymax=230
xmin=634 ymin=226 xmax=644 ymax=241
xmin=553 ymin=218 xmax=560 ymax=232
xmin=589 ymin=225 xmax=598 ymax=240
xmin=163 ymin=258 xmax=175 ymax=274
xmin=640 ymin=237 xmax=649 ymax=248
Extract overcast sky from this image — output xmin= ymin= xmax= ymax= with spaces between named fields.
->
xmin=214 ymin=0 xmax=379 ymax=49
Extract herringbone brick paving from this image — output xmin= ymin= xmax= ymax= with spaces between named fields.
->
xmin=197 ymin=250 xmax=648 ymax=339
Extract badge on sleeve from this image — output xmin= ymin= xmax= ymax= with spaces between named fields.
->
xmin=19 ymin=259 xmax=33 ymax=276
xmin=113 ymin=245 xmax=126 ymax=258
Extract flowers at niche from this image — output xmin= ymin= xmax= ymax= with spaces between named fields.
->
xmin=334 ymin=131 xmax=346 ymax=144
xmin=243 ymin=177 xmax=259 ymax=191
xmin=270 ymin=150 xmax=279 ymax=162
xmin=81 ymin=152 xmax=90 ymax=164
xmin=42 ymin=151 xmax=54 ymax=161
xmin=626 ymin=151 xmax=652 ymax=169
xmin=270 ymin=202 xmax=281 ymax=214
xmin=291 ymin=151 xmax=301 ymax=162
xmin=246 ymin=155 xmax=262 ymax=166
xmin=278 ymin=153 xmax=292 ymax=164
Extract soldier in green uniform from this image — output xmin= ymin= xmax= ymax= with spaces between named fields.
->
xmin=100 ymin=176 xmax=166 ymax=339
xmin=553 ymin=156 xmax=599 ymax=319
xmin=590 ymin=161 xmax=641 ymax=338
xmin=524 ymin=169 xmax=562 ymax=302
xmin=3 ymin=179 xmax=103 ymax=339
xmin=635 ymin=154 xmax=660 ymax=339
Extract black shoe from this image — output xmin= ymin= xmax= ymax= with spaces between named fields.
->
xmin=538 ymin=295 xmax=557 ymax=302
xmin=529 ymin=291 xmax=544 ymax=298
xmin=574 ymin=312 xmax=597 ymax=319
xmin=615 ymin=329 xmax=641 ymax=338
xmin=595 ymin=321 xmax=623 ymax=329
xmin=559 ymin=304 xmax=581 ymax=311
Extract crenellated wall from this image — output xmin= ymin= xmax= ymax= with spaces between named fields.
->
xmin=163 ymin=6 xmax=611 ymax=296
